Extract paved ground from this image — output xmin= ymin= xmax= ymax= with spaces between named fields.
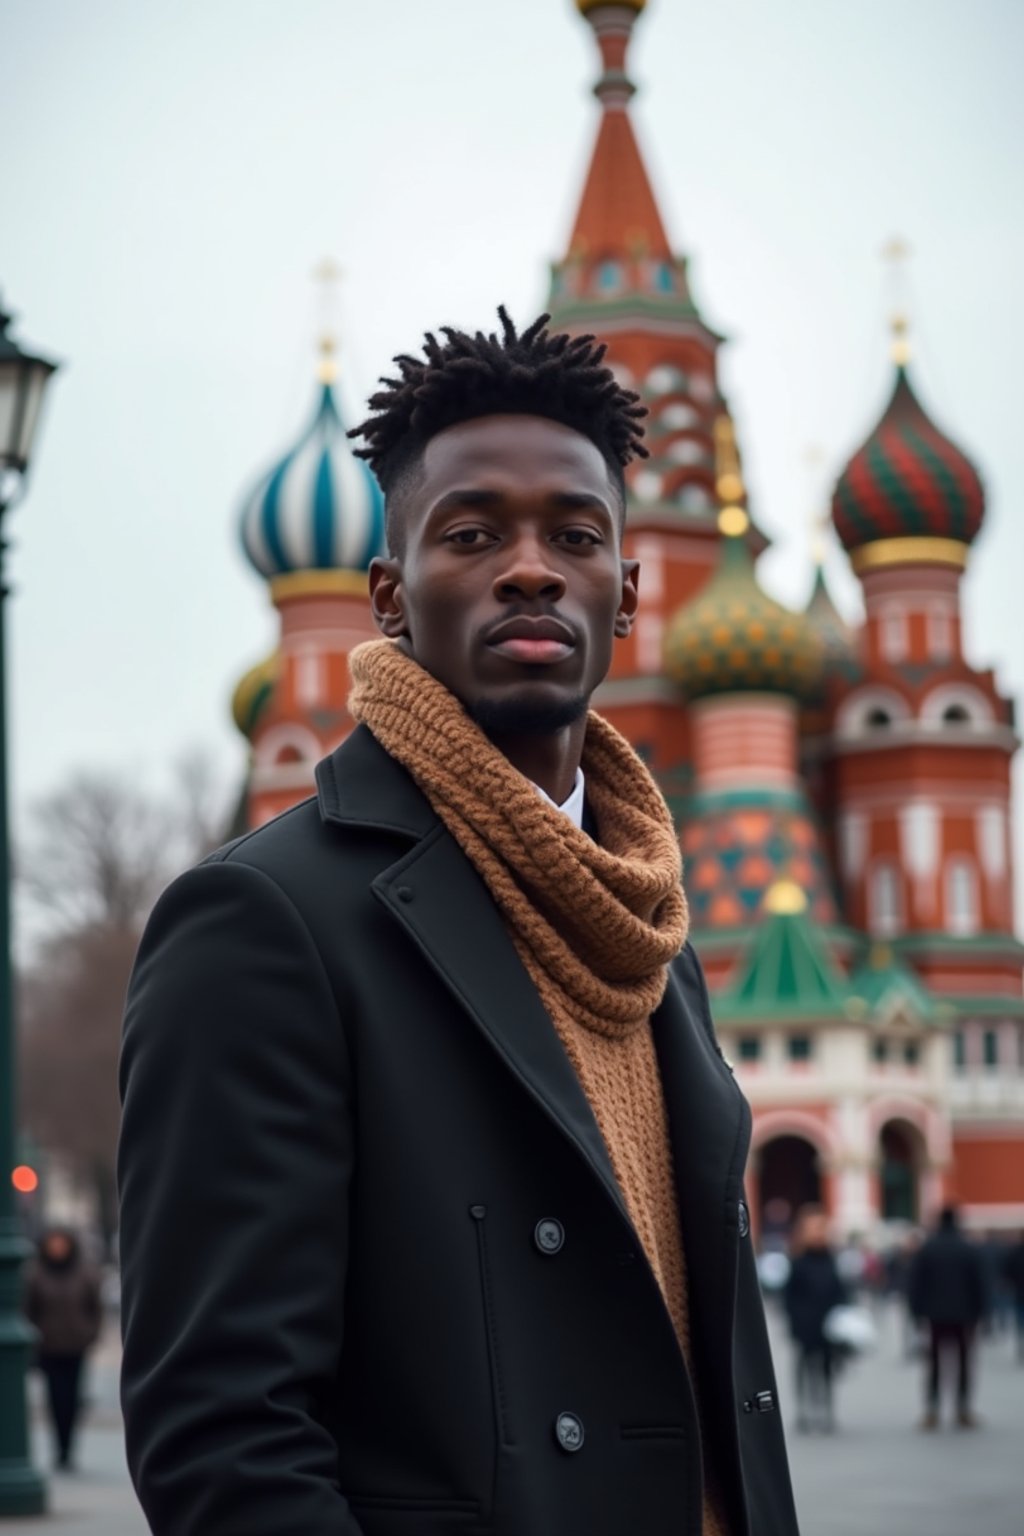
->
xmin=774 ymin=1300 xmax=1023 ymax=1536
xmin=3 ymin=1304 xmax=1021 ymax=1533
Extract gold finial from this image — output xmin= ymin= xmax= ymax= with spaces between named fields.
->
xmin=763 ymin=880 xmax=808 ymax=916
xmin=718 ymin=506 xmax=750 ymax=538
xmin=713 ymin=412 xmax=748 ymax=528
xmin=881 ymin=236 xmax=912 ymax=366
xmin=312 ymin=256 xmax=343 ymax=384
xmin=890 ymin=313 xmax=911 ymax=367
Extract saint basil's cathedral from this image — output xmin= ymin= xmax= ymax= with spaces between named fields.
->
xmin=230 ymin=0 xmax=1023 ymax=1241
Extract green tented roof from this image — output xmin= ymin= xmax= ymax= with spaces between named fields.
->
xmin=714 ymin=897 xmax=852 ymax=1024
xmin=846 ymin=948 xmax=942 ymax=1027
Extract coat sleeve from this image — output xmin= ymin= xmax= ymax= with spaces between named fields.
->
xmin=118 ymin=857 xmax=365 ymax=1536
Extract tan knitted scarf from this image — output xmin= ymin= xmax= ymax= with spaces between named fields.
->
xmin=348 ymin=639 xmax=687 ymax=1031
xmin=349 ymin=639 xmax=727 ymax=1536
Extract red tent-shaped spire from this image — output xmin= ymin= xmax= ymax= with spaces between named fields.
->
xmin=569 ymin=1 xmax=670 ymax=261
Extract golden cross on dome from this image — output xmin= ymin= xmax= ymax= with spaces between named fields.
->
xmin=312 ymin=256 xmax=344 ymax=384
xmin=881 ymin=236 xmax=912 ymax=366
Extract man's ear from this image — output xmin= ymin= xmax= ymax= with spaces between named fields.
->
xmin=614 ymin=558 xmax=640 ymax=638
xmin=369 ymin=557 xmax=408 ymax=638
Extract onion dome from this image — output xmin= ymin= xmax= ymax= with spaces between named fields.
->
xmin=664 ymin=517 xmax=824 ymax=699
xmin=831 ymin=324 xmax=985 ymax=569
xmin=231 ymin=652 xmax=279 ymax=740
xmin=239 ymin=341 xmax=385 ymax=579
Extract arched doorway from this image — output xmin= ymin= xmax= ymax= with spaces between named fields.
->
xmin=879 ymin=1119 xmax=923 ymax=1222
xmin=757 ymin=1135 xmax=822 ymax=1242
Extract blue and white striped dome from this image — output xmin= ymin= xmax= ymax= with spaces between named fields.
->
xmin=239 ymin=380 xmax=385 ymax=578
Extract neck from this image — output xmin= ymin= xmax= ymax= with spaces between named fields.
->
xmin=486 ymin=717 xmax=587 ymax=805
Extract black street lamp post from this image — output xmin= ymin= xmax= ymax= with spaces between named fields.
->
xmin=0 ymin=298 xmax=58 ymax=1517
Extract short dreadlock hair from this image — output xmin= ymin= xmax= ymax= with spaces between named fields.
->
xmin=349 ymin=307 xmax=648 ymax=556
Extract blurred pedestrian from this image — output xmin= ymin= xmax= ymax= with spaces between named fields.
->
xmin=908 ymin=1206 xmax=986 ymax=1430
xmin=1003 ymin=1231 xmax=1024 ymax=1362
xmin=23 ymin=1225 xmax=103 ymax=1470
xmin=784 ymin=1206 xmax=847 ymax=1432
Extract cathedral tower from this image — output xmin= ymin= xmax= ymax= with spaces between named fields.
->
xmin=232 ymin=307 xmax=384 ymax=828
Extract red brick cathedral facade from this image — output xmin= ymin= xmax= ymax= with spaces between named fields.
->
xmin=232 ymin=0 xmax=1023 ymax=1238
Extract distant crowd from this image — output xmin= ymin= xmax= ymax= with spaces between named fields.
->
xmin=760 ymin=1204 xmax=1024 ymax=1435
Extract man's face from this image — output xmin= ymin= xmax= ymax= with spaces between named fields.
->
xmin=370 ymin=414 xmax=639 ymax=731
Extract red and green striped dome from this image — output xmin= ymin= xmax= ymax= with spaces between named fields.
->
xmin=831 ymin=366 xmax=985 ymax=554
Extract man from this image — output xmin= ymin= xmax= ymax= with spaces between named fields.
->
xmin=119 ymin=310 xmax=799 ymax=1535
xmin=909 ymin=1206 xmax=987 ymax=1429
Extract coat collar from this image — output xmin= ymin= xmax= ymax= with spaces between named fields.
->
xmin=316 ymin=726 xmax=631 ymax=1225
xmin=315 ymin=727 xmax=749 ymax=1271
xmin=315 ymin=723 xmax=438 ymax=842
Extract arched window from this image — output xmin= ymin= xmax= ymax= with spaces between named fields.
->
xmin=870 ymin=860 xmax=903 ymax=938
xmin=837 ymin=688 xmax=910 ymax=740
xmin=945 ymin=857 xmax=979 ymax=937
xmin=921 ymin=684 xmax=993 ymax=730
xmin=597 ymin=260 xmax=622 ymax=294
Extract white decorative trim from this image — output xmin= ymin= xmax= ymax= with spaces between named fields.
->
xmin=836 ymin=686 xmax=911 ymax=741
xmin=254 ymin=722 xmax=322 ymax=768
xmin=919 ymin=682 xmax=994 ymax=730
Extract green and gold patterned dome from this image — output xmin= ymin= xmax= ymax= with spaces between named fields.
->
xmin=231 ymin=651 xmax=279 ymax=741
xmin=664 ymin=512 xmax=825 ymax=700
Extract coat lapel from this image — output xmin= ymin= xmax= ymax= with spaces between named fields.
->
xmin=316 ymin=728 xmax=630 ymax=1230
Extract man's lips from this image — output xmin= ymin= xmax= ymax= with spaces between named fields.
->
xmin=484 ymin=616 xmax=577 ymax=666
xmin=489 ymin=636 xmax=574 ymax=664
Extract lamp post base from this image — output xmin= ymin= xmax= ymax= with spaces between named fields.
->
xmin=0 ymin=1225 xmax=48 ymax=1518
xmin=0 ymin=1465 xmax=47 ymax=1518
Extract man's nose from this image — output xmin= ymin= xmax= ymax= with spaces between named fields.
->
xmin=493 ymin=535 xmax=566 ymax=603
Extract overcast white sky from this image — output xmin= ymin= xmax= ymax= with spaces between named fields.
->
xmin=2 ymin=0 xmax=1022 ymax=919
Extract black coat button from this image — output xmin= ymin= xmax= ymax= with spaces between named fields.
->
xmin=738 ymin=1200 xmax=750 ymax=1239
xmin=395 ymin=885 xmax=414 ymax=903
xmin=534 ymin=1218 xmax=564 ymax=1255
xmin=554 ymin=1412 xmax=584 ymax=1452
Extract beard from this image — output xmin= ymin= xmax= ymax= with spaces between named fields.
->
xmin=468 ymin=689 xmax=589 ymax=739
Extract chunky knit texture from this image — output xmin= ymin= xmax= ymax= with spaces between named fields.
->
xmin=348 ymin=639 xmax=727 ymax=1536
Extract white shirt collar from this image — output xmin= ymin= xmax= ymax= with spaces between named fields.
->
xmin=531 ymin=768 xmax=585 ymax=831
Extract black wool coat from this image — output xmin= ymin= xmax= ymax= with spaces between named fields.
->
xmin=118 ymin=725 xmax=800 ymax=1536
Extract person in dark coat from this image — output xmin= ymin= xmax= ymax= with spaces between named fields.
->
xmin=23 ymin=1225 xmax=103 ymax=1469
xmin=908 ymin=1206 xmax=987 ymax=1428
xmin=119 ymin=310 xmax=800 ymax=1536
xmin=1002 ymin=1231 xmax=1024 ymax=1362
xmin=783 ymin=1208 xmax=846 ymax=1433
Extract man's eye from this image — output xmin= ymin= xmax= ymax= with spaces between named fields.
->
xmin=446 ymin=528 xmax=490 ymax=546
xmin=558 ymin=528 xmax=601 ymax=546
